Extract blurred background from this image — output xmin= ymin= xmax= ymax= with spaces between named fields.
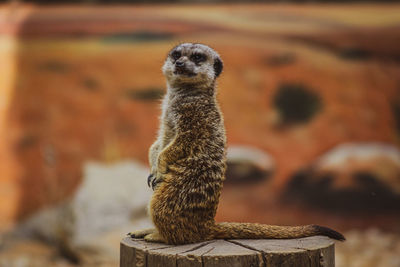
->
xmin=0 ymin=0 xmax=400 ymax=266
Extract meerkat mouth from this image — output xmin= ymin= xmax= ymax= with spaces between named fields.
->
xmin=174 ymin=68 xmax=196 ymax=77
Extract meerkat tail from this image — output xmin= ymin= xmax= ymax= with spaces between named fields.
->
xmin=213 ymin=222 xmax=345 ymax=241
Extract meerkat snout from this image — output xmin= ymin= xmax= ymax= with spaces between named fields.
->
xmin=174 ymin=56 xmax=196 ymax=77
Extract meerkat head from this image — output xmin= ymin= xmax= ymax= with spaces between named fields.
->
xmin=162 ymin=43 xmax=223 ymax=89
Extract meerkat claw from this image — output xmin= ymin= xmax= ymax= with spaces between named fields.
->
xmin=127 ymin=232 xmax=143 ymax=238
xmin=147 ymin=174 xmax=153 ymax=188
xmin=148 ymin=174 xmax=163 ymax=190
xmin=151 ymin=177 xmax=158 ymax=189
xmin=127 ymin=232 xmax=136 ymax=238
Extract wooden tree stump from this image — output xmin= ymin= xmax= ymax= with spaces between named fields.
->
xmin=120 ymin=236 xmax=335 ymax=267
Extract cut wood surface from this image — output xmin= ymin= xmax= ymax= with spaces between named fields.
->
xmin=120 ymin=236 xmax=335 ymax=267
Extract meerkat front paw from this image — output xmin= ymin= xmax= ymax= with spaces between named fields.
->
xmin=128 ymin=228 xmax=156 ymax=238
xmin=147 ymin=173 xmax=164 ymax=190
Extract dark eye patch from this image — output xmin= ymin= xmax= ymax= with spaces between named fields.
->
xmin=171 ymin=50 xmax=181 ymax=60
xmin=191 ymin=53 xmax=207 ymax=63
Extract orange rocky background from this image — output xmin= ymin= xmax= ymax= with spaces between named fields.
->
xmin=0 ymin=4 xmax=400 ymax=234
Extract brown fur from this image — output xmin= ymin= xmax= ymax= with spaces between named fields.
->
xmin=129 ymin=43 xmax=345 ymax=244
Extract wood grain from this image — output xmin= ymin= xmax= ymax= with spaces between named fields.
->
xmin=120 ymin=236 xmax=335 ymax=267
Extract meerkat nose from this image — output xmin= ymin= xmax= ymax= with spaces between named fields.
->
xmin=176 ymin=61 xmax=184 ymax=67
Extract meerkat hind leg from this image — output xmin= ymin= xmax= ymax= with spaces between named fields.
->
xmin=128 ymin=228 xmax=156 ymax=238
xmin=143 ymin=232 xmax=165 ymax=243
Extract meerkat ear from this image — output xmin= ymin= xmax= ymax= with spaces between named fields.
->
xmin=214 ymin=57 xmax=223 ymax=78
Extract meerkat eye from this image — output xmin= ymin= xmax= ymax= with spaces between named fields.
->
xmin=191 ymin=53 xmax=206 ymax=63
xmin=171 ymin=51 xmax=181 ymax=60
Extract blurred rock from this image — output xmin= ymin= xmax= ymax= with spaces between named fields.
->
xmin=314 ymin=143 xmax=400 ymax=192
xmin=9 ymin=160 xmax=153 ymax=264
xmin=284 ymin=143 xmax=400 ymax=212
xmin=72 ymin=161 xmax=152 ymax=245
xmin=76 ymin=218 xmax=151 ymax=265
xmin=226 ymin=145 xmax=275 ymax=183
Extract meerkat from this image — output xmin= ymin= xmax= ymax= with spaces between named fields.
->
xmin=128 ymin=43 xmax=345 ymax=245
